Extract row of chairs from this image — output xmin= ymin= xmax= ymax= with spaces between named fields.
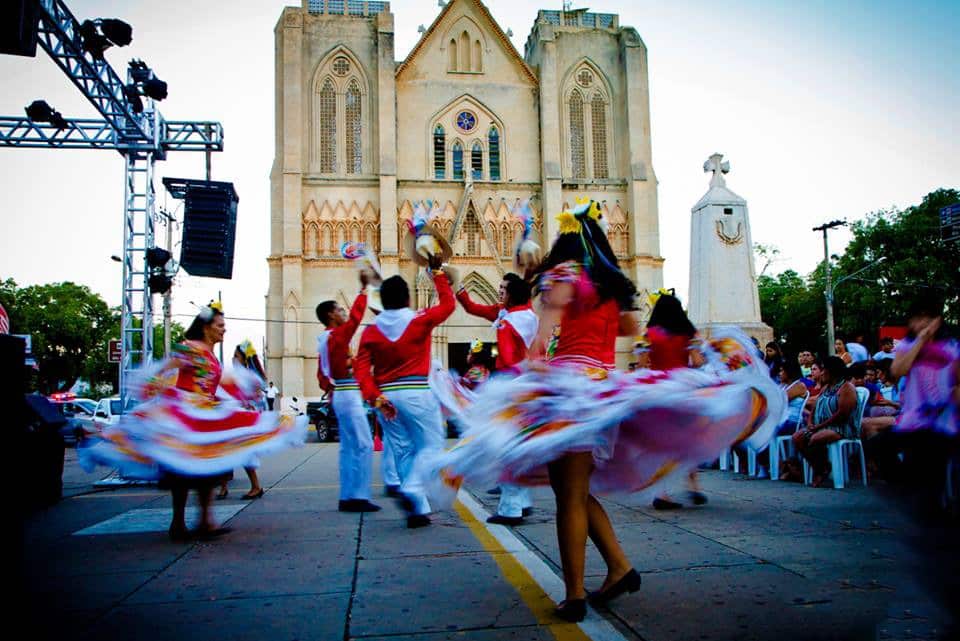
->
xmin=720 ymin=387 xmax=870 ymax=489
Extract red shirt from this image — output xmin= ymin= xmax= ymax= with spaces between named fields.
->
xmin=355 ymin=274 xmax=455 ymax=402
xmin=551 ymin=297 xmax=620 ymax=367
xmin=647 ymin=326 xmax=691 ymax=371
xmin=317 ymin=292 xmax=367 ymax=393
xmin=456 ymin=289 xmax=533 ymax=370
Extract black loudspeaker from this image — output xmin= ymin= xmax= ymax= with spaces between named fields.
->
xmin=176 ymin=180 xmax=239 ymax=279
xmin=0 ymin=0 xmax=39 ymax=57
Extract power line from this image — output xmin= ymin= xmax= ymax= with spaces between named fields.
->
xmin=171 ymin=313 xmax=504 ymax=328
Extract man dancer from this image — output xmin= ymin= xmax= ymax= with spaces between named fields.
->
xmin=456 ymin=273 xmax=538 ymax=525
xmin=355 ymin=255 xmax=454 ymax=528
xmin=316 ymin=269 xmax=381 ymax=513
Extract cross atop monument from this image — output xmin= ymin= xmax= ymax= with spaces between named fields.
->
xmin=703 ymin=153 xmax=730 ymax=188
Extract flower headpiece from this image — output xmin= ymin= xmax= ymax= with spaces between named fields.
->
xmin=198 ymin=300 xmax=224 ymax=321
xmin=555 ymin=198 xmax=604 ymax=236
xmin=239 ymin=339 xmax=257 ymax=358
xmin=647 ymin=287 xmax=676 ymax=308
xmin=470 ymin=338 xmax=484 ymax=354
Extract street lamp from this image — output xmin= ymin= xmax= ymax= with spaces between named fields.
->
xmin=826 ymin=256 xmax=887 ymax=355
xmin=813 ymin=220 xmax=846 ymax=355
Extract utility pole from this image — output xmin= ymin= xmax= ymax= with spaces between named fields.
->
xmin=812 ymin=220 xmax=847 ymax=356
xmin=161 ymin=209 xmax=174 ymax=357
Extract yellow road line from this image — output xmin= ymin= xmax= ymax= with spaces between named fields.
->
xmin=454 ymin=498 xmax=592 ymax=641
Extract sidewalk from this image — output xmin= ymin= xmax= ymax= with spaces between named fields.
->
xmin=22 ymin=441 xmax=958 ymax=640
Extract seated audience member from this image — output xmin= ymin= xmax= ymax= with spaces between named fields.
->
xmin=847 ymin=334 xmax=870 ymax=363
xmin=798 ymin=350 xmax=815 ymax=378
xmin=834 ymin=338 xmax=853 ymax=365
xmin=873 ymin=336 xmax=896 ymax=361
xmin=868 ymin=359 xmax=901 ymax=418
xmin=792 ymin=356 xmax=858 ymax=487
xmin=764 ymin=341 xmax=783 ymax=381
xmin=771 ymin=360 xmax=810 ymax=480
xmin=803 ymin=359 xmax=825 ymax=414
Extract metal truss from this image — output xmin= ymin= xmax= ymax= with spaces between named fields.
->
xmin=0 ymin=116 xmax=223 ymax=153
xmin=34 ymin=0 xmax=152 ymax=143
xmin=0 ymin=1 xmax=226 ymax=407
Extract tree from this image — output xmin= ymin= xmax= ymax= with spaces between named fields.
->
xmin=759 ymin=188 xmax=960 ymax=357
xmin=0 ymin=281 xmax=118 ymax=393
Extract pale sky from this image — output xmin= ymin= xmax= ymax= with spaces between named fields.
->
xmin=1 ymin=0 xmax=957 ymax=375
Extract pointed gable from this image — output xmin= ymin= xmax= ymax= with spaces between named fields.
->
xmin=396 ymin=0 xmax=537 ymax=86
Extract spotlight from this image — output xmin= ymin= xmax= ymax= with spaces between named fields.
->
xmin=79 ymin=18 xmax=133 ymax=60
xmin=146 ymin=247 xmax=176 ymax=295
xmin=127 ymin=59 xmax=168 ymax=102
xmin=142 ymin=78 xmax=168 ymax=101
xmin=24 ymin=100 xmax=68 ymax=129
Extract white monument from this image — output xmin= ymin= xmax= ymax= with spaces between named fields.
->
xmin=687 ymin=153 xmax=772 ymax=344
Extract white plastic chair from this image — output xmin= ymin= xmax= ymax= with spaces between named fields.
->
xmin=803 ymin=387 xmax=868 ymax=488
xmin=768 ymin=390 xmax=809 ymax=481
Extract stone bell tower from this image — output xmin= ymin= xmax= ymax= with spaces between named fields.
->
xmin=687 ymin=153 xmax=772 ymax=344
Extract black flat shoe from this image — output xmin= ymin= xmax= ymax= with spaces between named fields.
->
xmin=406 ymin=514 xmax=431 ymax=529
xmin=652 ymin=497 xmax=682 ymax=510
xmin=194 ymin=526 xmax=232 ymax=541
xmin=555 ymin=599 xmax=586 ymax=622
xmin=242 ymin=488 xmax=264 ymax=500
xmin=688 ymin=491 xmax=708 ymax=506
xmin=339 ymin=499 xmax=382 ymax=513
xmin=486 ymin=514 xmax=523 ymax=526
xmin=588 ymin=569 xmax=641 ymax=606
xmin=486 ymin=487 xmax=502 ymax=495
xmin=168 ymin=526 xmax=192 ymax=542
xmin=215 ymin=488 xmax=229 ymax=500
xmin=522 ymin=507 xmax=534 ymax=517
xmin=384 ymin=485 xmax=401 ymax=498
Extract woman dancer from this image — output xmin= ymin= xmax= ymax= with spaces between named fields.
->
xmin=642 ymin=292 xmax=708 ymax=509
xmin=421 ymin=201 xmax=784 ymax=622
xmin=216 ymin=341 xmax=268 ymax=500
xmin=80 ymin=304 xmax=307 ymax=540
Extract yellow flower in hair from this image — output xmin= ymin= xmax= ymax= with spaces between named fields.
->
xmin=241 ymin=339 xmax=257 ymax=358
xmin=209 ymin=300 xmax=224 ymax=313
xmin=470 ymin=338 xmax=484 ymax=353
xmin=587 ymin=201 xmax=603 ymax=223
xmin=556 ymin=211 xmax=582 ymax=235
xmin=647 ymin=288 xmax=673 ymax=308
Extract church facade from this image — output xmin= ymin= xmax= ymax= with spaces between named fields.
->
xmin=266 ymin=0 xmax=664 ymax=398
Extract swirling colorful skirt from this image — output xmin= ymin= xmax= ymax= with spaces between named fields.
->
xmin=420 ymin=328 xmax=786 ymax=508
xmin=79 ymin=367 xmax=308 ymax=481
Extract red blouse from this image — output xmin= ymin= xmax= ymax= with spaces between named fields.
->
xmin=647 ymin=326 xmax=691 ymax=371
xmin=551 ymin=297 xmax=620 ymax=368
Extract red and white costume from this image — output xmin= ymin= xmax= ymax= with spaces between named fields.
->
xmin=355 ymin=272 xmax=455 ymax=515
xmin=456 ymin=288 xmax=538 ymax=518
xmin=317 ymin=292 xmax=373 ymax=501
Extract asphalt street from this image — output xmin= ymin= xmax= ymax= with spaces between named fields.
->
xmin=18 ymin=439 xmax=959 ymax=641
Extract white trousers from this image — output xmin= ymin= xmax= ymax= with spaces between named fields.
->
xmin=378 ymin=388 xmax=445 ymax=515
xmin=332 ymin=389 xmax=373 ymax=501
xmin=497 ymin=484 xmax=532 ymax=518
xmin=381 ymin=430 xmax=400 ymax=487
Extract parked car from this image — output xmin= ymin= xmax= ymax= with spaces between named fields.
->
xmin=305 ymin=396 xmax=379 ymax=443
xmin=48 ymin=392 xmax=97 ymax=444
xmin=92 ymin=396 xmax=125 ymax=433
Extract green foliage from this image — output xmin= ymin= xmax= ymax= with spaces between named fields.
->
xmin=0 ymin=280 xmax=118 ymax=393
xmin=0 ymin=279 xmax=186 ymax=395
xmin=759 ymin=188 xmax=960 ymax=357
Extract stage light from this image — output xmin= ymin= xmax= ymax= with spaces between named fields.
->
xmin=146 ymin=247 xmax=175 ymax=295
xmin=127 ymin=59 xmax=168 ymax=102
xmin=24 ymin=99 xmax=68 ymax=129
xmin=79 ymin=18 xmax=133 ymax=60
xmin=142 ymin=78 xmax=167 ymax=101
xmin=98 ymin=19 xmax=133 ymax=47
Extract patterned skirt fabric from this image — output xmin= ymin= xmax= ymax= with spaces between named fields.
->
xmin=419 ymin=328 xmax=785 ymax=509
xmin=79 ymin=363 xmax=308 ymax=480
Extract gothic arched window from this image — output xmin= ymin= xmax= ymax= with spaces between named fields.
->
xmin=463 ymin=210 xmax=481 ymax=255
xmin=488 ymin=127 xmax=501 ymax=181
xmin=569 ymin=90 xmax=586 ymax=179
xmin=318 ymin=78 xmax=337 ymax=174
xmin=564 ymin=63 xmax=613 ymax=180
xmin=460 ymin=31 xmax=471 ymax=71
xmin=471 ymin=142 xmax=483 ymax=180
xmin=312 ymin=52 xmax=367 ymax=176
xmin=452 ymin=141 xmax=464 ymax=181
xmin=473 ymin=40 xmax=482 ymax=72
xmin=448 ymin=39 xmax=457 ymax=71
xmin=433 ymin=125 xmax=446 ymax=179
xmin=345 ymin=80 xmax=362 ymax=175
xmin=591 ymin=93 xmax=608 ymax=179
